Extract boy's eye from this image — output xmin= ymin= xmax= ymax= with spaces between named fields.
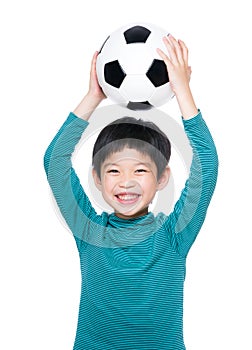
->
xmin=135 ymin=169 xmax=148 ymax=173
xmin=107 ymin=169 xmax=119 ymax=174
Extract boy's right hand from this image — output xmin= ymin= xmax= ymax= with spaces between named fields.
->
xmin=87 ymin=51 xmax=107 ymax=103
xmin=73 ymin=52 xmax=106 ymax=120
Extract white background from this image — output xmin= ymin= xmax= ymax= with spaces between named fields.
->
xmin=1 ymin=0 xmax=251 ymax=349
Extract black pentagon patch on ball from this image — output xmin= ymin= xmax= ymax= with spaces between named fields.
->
xmin=146 ymin=59 xmax=169 ymax=87
xmin=104 ymin=60 xmax=126 ymax=88
xmin=127 ymin=101 xmax=152 ymax=110
xmin=124 ymin=26 xmax=151 ymax=44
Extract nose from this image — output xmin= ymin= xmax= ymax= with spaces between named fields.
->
xmin=118 ymin=173 xmax=136 ymax=189
xmin=119 ymin=180 xmax=136 ymax=189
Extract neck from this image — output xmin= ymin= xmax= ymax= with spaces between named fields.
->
xmin=114 ymin=207 xmax=148 ymax=220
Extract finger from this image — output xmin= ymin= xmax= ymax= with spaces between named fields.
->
xmin=156 ymin=47 xmax=170 ymax=64
xmin=166 ymin=33 xmax=175 ymax=49
xmin=92 ymin=51 xmax=99 ymax=67
xmin=187 ymin=66 xmax=192 ymax=81
xmin=89 ymin=52 xmax=98 ymax=88
xmin=178 ymin=39 xmax=189 ymax=65
xmin=168 ymin=35 xmax=184 ymax=64
xmin=156 ymin=47 xmax=174 ymax=76
xmin=91 ymin=51 xmax=99 ymax=74
xmin=162 ymin=36 xmax=178 ymax=64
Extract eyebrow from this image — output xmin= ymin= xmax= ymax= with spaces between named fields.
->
xmin=103 ymin=161 xmax=153 ymax=169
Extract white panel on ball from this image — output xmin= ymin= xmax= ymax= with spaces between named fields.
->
xmin=119 ymin=45 xmax=153 ymax=75
xmin=120 ymin=75 xmax=154 ymax=102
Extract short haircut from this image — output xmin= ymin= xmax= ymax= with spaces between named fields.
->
xmin=92 ymin=116 xmax=171 ymax=180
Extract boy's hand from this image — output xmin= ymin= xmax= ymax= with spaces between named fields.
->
xmin=87 ymin=51 xmax=107 ymax=102
xmin=74 ymin=52 xmax=106 ymax=120
xmin=157 ymin=35 xmax=198 ymax=120
xmin=157 ymin=35 xmax=191 ymax=96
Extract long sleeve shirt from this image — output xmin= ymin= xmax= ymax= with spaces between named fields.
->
xmin=44 ymin=111 xmax=218 ymax=350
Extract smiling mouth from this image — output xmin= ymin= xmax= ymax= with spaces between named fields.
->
xmin=115 ymin=193 xmax=141 ymax=205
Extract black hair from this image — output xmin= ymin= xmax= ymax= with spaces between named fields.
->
xmin=92 ymin=116 xmax=171 ymax=179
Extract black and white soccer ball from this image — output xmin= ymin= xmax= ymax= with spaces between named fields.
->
xmin=96 ymin=23 xmax=174 ymax=109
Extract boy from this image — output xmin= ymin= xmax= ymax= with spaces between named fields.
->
xmin=44 ymin=35 xmax=218 ymax=349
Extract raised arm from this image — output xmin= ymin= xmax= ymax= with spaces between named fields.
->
xmin=157 ymin=35 xmax=218 ymax=257
xmin=44 ymin=52 xmax=106 ymax=250
xmin=168 ymin=111 xmax=218 ymax=257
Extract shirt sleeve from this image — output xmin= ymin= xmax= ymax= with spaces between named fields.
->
xmin=164 ymin=111 xmax=219 ymax=258
xmin=44 ymin=112 xmax=105 ymax=251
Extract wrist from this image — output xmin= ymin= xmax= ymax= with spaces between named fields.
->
xmin=85 ymin=91 xmax=104 ymax=107
xmin=175 ymin=86 xmax=198 ymax=120
xmin=73 ymin=93 xmax=103 ymax=120
xmin=174 ymin=83 xmax=192 ymax=99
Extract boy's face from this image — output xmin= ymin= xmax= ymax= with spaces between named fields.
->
xmin=92 ymin=147 xmax=170 ymax=219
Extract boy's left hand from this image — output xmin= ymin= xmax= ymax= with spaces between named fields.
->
xmin=157 ymin=35 xmax=192 ymax=96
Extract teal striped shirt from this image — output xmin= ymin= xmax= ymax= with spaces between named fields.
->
xmin=44 ymin=111 xmax=218 ymax=349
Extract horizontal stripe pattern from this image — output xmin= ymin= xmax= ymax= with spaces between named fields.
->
xmin=44 ymin=111 xmax=218 ymax=349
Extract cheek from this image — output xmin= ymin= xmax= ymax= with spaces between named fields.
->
xmin=102 ymin=176 xmax=116 ymax=193
xmin=141 ymin=175 xmax=158 ymax=190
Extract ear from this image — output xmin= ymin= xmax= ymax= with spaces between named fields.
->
xmin=92 ymin=168 xmax=102 ymax=191
xmin=157 ymin=166 xmax=170 ymax=191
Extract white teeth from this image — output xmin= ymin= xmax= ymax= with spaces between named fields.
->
xmin=117 ymin=194 xmax=139 ymax=201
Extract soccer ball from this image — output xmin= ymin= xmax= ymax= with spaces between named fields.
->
xmin=96 ymin=23 xmax=174 ymax=109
